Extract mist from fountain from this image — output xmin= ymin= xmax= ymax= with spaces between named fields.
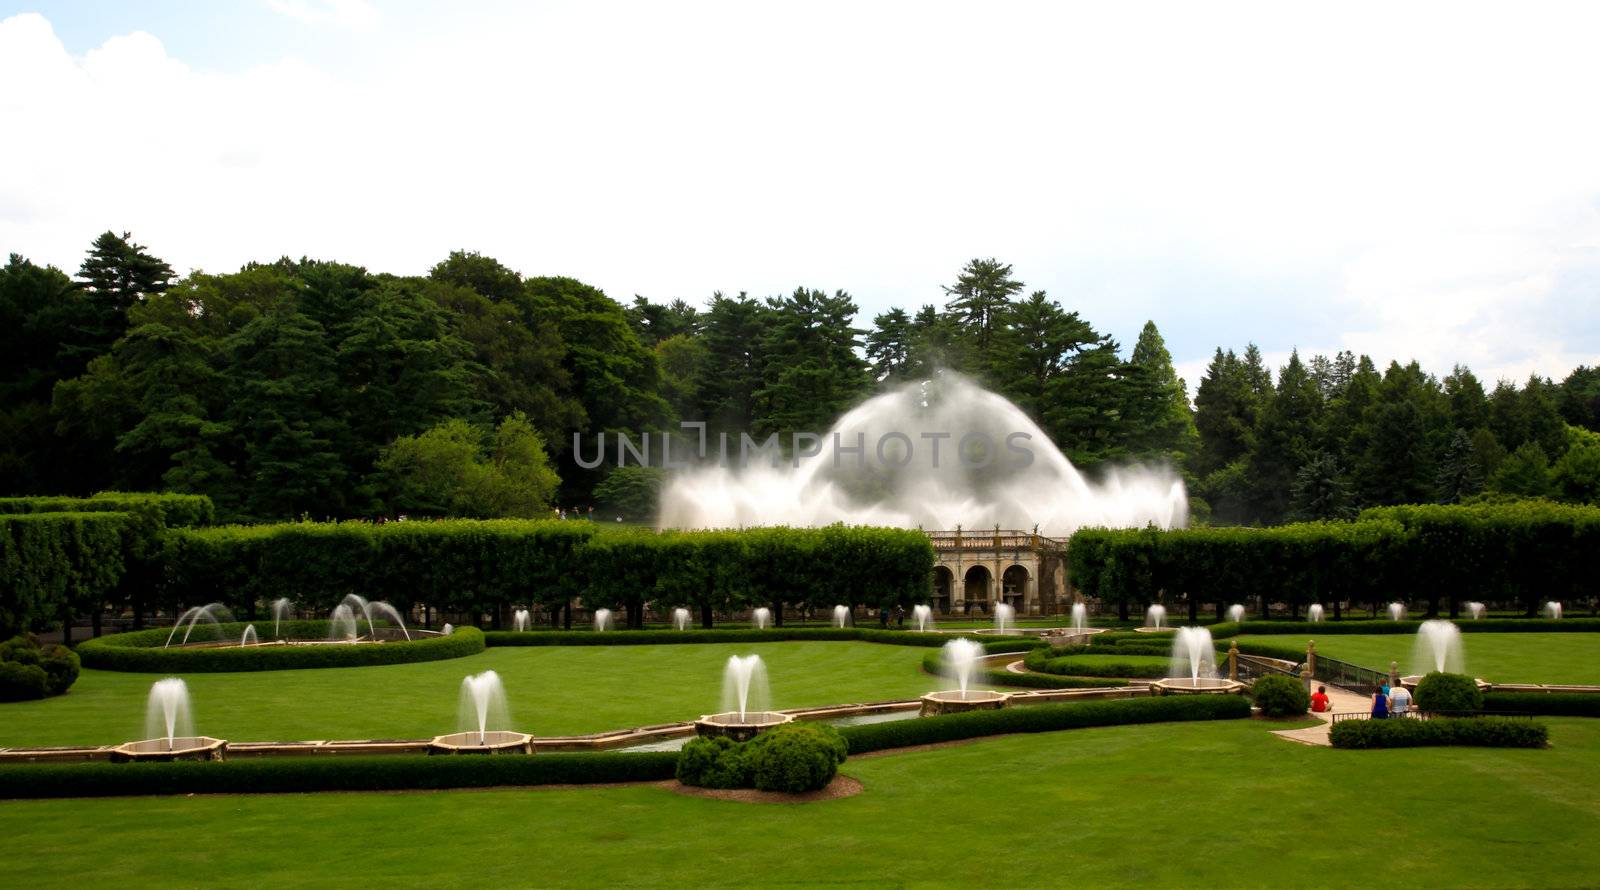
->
xmin=719 ymin=655 xmax=770 ymax=721
xmin=672 ymin=608 xmax=691 ymax=631
xmin=1169 ymin=627 xmax=1218 ymax=682
xmin=1411 ymin=620 xmax=1465 ymax=675
xmin=656 ymin=373 xmax=1188 ymax=536
xmin=366 ymin=601 xmax=411 ymax=640
xmin=329 ymin=604 xmax=359 ymax=641
xmin=144 ymin=678 xmax=194 ymax=750
xmin=940 ymin=638 xmax=985 ymax=696
xmin=593 ymin=609 xmax=613 ymax=632
xmin=457 ymin=670 xmax=511 ymax=746
xmin=752 ymin=607 xmax=772 ymax=630
xmin=164 ymin=603 xmax=231 ymax=648
xmin=1545 ymin=601 xmax=1563 ymax=620
xmin=1146 ymin=604 xmax=1166 ymax=629
xmin=832 ymin=605 xmax=850 ymax=628
xmin=912 ymin=604 xmax=933 ymax=632
xmin=1308 ymin=604 xmax=1324 ymax=623
xmin=1071 ymin=603 xmax=1088 ymax=633
xmin=240 ymin=624 xmax=257 ymax=647
xmin=1227 ymin=604 xmax=1245 ymax=624
xmin=270 ymin=598 xmax=292 ymax=639
xmin=994 ymin=602 xmax=1015 ymax=634
xmin=512 ymin=609 xmax=530 ymax=632
xmin=1466 ymin=602 xmax=1485 ymax=620
xmin=1388 ymin=602 xmax=1406 ymax=622
xmin=442 ymin=623 xmax=454 ymax=635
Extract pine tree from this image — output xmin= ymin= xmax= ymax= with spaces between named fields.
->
xmin=1442 ymin=365 xmax=1489 ymax=431
xmin=865 ymin=307 xmax=914 ymax=384
xmin=1489 ymin=441 xmax=1552 ymax=498
xmin=1289 ymin=452 xmax=1354 ymax=520
xmin=1125 ymin=320 xmax=1198 ymax=468
xmin=1435 ymin=428 xmax=1483 ymax=503
xmin=69 ymin=231 xmax=174 ymax=364
xmin=698 ymin=292 xmax=769 ymax=433
xmin=1249 ymin=350 xmax=1324 ymax=522
xmin=754 ymin=288 xmax=869 ymax=438
xmin=941 ymin=258 xmax=1023 ymax=362
xmin=991 ymin=292 xmax=1097 ymax=422
xmin=1193 ymin=349 xmax=1255 ymax=476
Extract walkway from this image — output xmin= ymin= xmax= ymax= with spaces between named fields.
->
xmin=1271 ymin=683 xmax=1370 ymax=747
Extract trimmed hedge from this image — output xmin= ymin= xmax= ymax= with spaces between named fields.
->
xmin=0 ymin=751 xmax=678 ymax=800
xmin=1413 ymin=672 xmax=1484 ymax=713
xmin=77 ymin=624 xmax=485 ymax=672
xmin=1482 ymin=693 xmax=1600 ymax=717
xmin=0 ymin=635 xmax=80 ymax=700
xmin=838 ymin=695 xmax=1251 ymax=754
xmin=1022 ymin=648 xmax=1218 ymax=679
xmin=0 ymin=492 xmax=214 ymax=530
xmin=919 ymin=649 xmax=1130 ymax=689
xmin=0 ymin=512 xmax=128 ymax=637
xmin=485 ymin=627 xmax=1036 ymax=651
xmin=1329 ymin=716 xmax=1548 ymax=749
xmin=1228 ymin=618 xmax=1600 ymax=636
xmin=1252 ymin=674 xmax=1310 ymax=717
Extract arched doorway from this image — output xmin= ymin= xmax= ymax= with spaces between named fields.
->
xmin=963 ymin=566 xmax=992 ymax=615
xmin=1002 ymin=564 xmax=1029 ymax=611
xmin=932 ymin=566 xmax=953 ymax=613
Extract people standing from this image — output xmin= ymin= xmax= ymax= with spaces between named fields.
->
xmin=1389 ymin=683 xmax=1413 ymax=717
xmin=1371 ymin=687 xmax=1390 ymax=719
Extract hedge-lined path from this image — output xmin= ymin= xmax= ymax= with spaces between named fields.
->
xmin=1272 ymin=683 xmax=1370 ymax=747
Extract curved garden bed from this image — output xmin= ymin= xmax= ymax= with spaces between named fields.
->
xmin=77 ymin=622 xmax=484 ymax=672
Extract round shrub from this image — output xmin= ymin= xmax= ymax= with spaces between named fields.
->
xmin=1251 ymin=674 xmax=1310 ymax=717
xmin=747 ymin=723 xmax=848 ymax=793
xmin=0 ymin=636 xmax=79 ymax=700
xmin=1414 ymin=672 xmax=1483 ymax=713
xmin=675 ymin=736 xmax=753 ymax=789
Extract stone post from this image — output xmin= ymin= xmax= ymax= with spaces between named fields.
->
xmin=1307 ymin=639 xmax=1317 ymax=678
xmin=1301 ymin=660 xmax=1313 ymax=691
xmin=1227 ymin=641 xmax=1239 ymax=682
xmin=1389 ymin=660 xmax=1400 ymax=689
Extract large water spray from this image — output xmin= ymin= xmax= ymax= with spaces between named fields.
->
xmin=1411 ymin=620 xmax=1465 ymax=676
xmin=457 ymin=671 xmax=511 ymax=746
xmin=720 ymin=655 xmax=770 ymax=721
xmin=912 ymin=604 xmax=933 ymax=632
xmin=144 ymin=678 xmax=194 ymax=750
xmin=656 ymin=373 xmax=1188 ymax=536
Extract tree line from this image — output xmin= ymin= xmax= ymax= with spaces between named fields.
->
xmin=2 ymin=234 xmax=1596 ymax=523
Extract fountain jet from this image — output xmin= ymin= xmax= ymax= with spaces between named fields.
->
xmin=912 ymin=604 xmax=933 ymax=633
xmin=832 ymin=605 xmax=850 ymax=628
xmin=752 ymin=607 xmax=772 ymax=630
xmin=1308 ymin=604 xmax=1324 ymax=623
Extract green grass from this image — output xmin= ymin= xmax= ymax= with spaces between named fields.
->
xmin=3 ymin=717 xmax=1599 ymax=888
xmin=1244 ymin=632 xmax=1600 ymax=685
xmin=0 ymin=641 xmax=962 ymax=747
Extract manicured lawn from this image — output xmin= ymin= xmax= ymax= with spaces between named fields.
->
xmin=3 ymin=717 xmax=1599 ymax=888
xmin=1244 ymin=632 xmax=1600 ymax=685
xmin=0 ymin=641 xmax=961 ymax=747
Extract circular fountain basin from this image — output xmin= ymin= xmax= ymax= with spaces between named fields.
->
xmin=1043 ymin=627 xmax=1107 ymax=644
xmin=1133 ymin=626 xmax=1175 ymax=634
xmin=1398 ymin=676 xmax=1493 ymax=692
xmin=110 ymin=736 xmax=227 ymax=763
xmin=427 ymin=731 xmax=533 ymax=755
xmin=1149 ymin=677 xmax=1246 ymax=695
xmin=919 ymin=689 xmax=1011 ymax=717
xmin=693 ymin=711 xmax=794 ymax=742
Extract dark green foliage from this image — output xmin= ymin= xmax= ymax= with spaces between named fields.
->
xmin=923 ymin=648 xmax=1129 ymax=689
xmin=675 ymin=735 xmax=753 ymax=789
xmin=748 ymin=723 xmax=848 ymax=792
xmin=0 ymin=660 xmax=48 ymax=701
xmin=838 ymin=695 xmax=1252 ymax=755
xmin=1481 ymin=693 xmax=1600 ymax=717
xmin=1413 ymin=672 xmax=1484 ymax=713
xmin=0 ymin=635 xmax=79 ymax=699
xmin=1329 ymin=716 xmax=1547 ymax=749
xmin=486 ymin=627 xmax=1020 ymax=649
xmin=1252 ymin=674 xmax=1310 ymax=716
xmin=0 ymin=752 xmax=679 ymax=800
xmin=77 ymin=625 xmax=484 ymax=673
xmin=0 ymin=512 xmax=127 ymax=636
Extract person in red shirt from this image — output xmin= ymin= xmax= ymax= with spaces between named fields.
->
xmin=1310 ymin=685 xmax=1330 ymax=713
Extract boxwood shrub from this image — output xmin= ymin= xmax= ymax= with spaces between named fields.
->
xmin=1251 ymin=674 xmax=1310 ymax=717
xmin=1481 ymin=692 xmax=1600 ymax=717
xmin=0 ymin=635 xmax=79 ymax=700
xmin=1329 ymin=716 xmax=1547 ymax=749
xmin=838 ymin=695 xmax=1251 ymax=755
xmin=483 ymin=627 xmax=1033 ymax=650
xmin=77 ymin=624 xmax=484 ymax=672
xmin=0 ymin=751 xmax=678 ymax=799
xmin=677 ymin=723 xmax=848 ymax=793
xmin=1413 ymin=672 xmax=1483 ymax=713
xmin=1023 ymin=651 xmax=1210 ymax=679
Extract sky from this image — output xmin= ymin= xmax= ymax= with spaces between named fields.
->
xmin=2 ymin=1 xmax=1597 ymax=395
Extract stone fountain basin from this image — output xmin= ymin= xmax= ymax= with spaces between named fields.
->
xmin=1149 ymin=677 xmax=1245 ymax=695
xmin=1133 ymin=626 xmax=1175 ymax=634
xmin=427 ymin=731 xmax=533 ymax=754
xmin=920 ymin=689 xmax=1010 ymax=717
xmin=693 ymin=711 xmax=794 ymax=742
xmin=110 ymin=736 xmax=227 ymax=762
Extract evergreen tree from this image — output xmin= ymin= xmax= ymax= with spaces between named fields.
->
xmin=625 ymin=296 xmax=700 ymax=345
xmin=1435 ymin=428 xmax=1483 ymax=503
xmin=907 ymin=304 xmax=960 ymax=375
xmin=1557 ymin=365 xmax=1600 ymax=432
xmin=755 ymin=288 xmax=869 ymax=438
xmin=865 ymin=307 xmax=914 ymax=384
xmin=1124 ymin=320 xmax=1198 ymax=468
xmin=1289 ymin=452 xmax=1354 ymax=520
xmin=1249 ymin=350 xmax=1324 ymax=522
xmin=991 ymin=292 xmax=1097 ymax=423
xmin=1193 ymin=349 xmax=1256 ymax=476
xmin=697 ymin=292 xmax=769 ymax=433
xmin=1442 ymin=365 xmax=1489 ymax=432
xmin=1045 ymin=337 xmax=1128 ymax=470
xmin=1489 ymin=441 xmax=1552 ymax=498
xmin=1551 ymin=425 xmax=1600 ymax=504
xmin=72 ymin=231 xmax=175 ymax=362
xmin=655 ymin=333 xmax=709 ymax=422
xmin=941 ymin=258 xmax=1022 ymax=364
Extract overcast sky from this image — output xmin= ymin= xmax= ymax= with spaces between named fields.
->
xmin=2 ymin=1 xmax=1597 ymax=394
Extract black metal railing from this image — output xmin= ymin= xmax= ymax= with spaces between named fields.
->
xmin=1309 ymin=655 xmax=1390 ymax=697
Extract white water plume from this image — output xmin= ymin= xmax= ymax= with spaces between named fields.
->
xmin=656 ymin=373 xmax=1187 ymax=536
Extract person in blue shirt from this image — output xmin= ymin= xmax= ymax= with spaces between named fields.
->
xmin=1371 ymin=688 xmax=1390 ymax=719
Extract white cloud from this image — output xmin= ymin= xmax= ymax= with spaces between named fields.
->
xmin=0 ymin=3 xmax=1596 ymax=391
xmin=264 ymin=0 xmax=380 ymax=30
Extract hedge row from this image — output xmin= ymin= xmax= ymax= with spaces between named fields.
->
xmin=1329 ymin=716 xmax=1549 ymax=749
xmin=77 ymin=625 xmax=485 ymax=672
xmin=482 ymin=627 xmax=971 ymax=648
xmin=1226 ymin=618 xmax=1600 ymax=636
xmin=838 ymin=695 xmax=1251 ymax=754
xmin=0 ymin=751 xmax=678 ymax=800
xmin=164 ymin=521 xmax=934 ymax=628
xmin=918 ymin=648 xmax=1130 ymax=689
xmin=1021 ymin=646 xmax=1222 ymax=679
xmin=1069 ymin=502 xmax=1600 ymax=620
xmin=0 ymin=492 xmax=215 ymax=530
xmin=0 ymin=512 xmax=129 ymax=637
xmin=1481 ymin=693 xmax=1600 ymax=717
